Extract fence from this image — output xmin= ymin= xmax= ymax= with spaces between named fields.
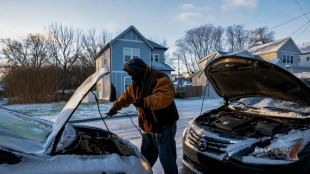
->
xmin=175 ymin=86 xmax=202 ymax=98
xmin=175 ymin=84 xmax=219 ymax=98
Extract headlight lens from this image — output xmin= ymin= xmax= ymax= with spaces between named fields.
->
xmin=251 ymin=139 xmax=303 ymax=161
xmin=183 ymin=125 xmax=190 ymax=141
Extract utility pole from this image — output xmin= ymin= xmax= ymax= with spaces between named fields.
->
xmin=177 ymin=54 xmax=180 ymax=78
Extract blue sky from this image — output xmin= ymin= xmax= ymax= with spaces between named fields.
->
xmin=1 ymin=0 xmax=310 ymax=54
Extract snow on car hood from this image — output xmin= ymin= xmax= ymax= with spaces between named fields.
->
xmin=44 ymin=68 xmax=110 ymax=153
xmin=0 ymin=153 xmax=152 ymax=174
xmin=204 ymin=56 xmax=310 ymax=106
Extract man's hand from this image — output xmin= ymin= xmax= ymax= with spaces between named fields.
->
xmin=133 ymin=98 xmax=144 ymax=108
xmin=107 ymin=108 xmax=117 ymax=117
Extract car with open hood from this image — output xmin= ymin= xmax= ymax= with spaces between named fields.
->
xmin=0 ymin=68 xmax=152 ymax=174
xmin=183 ymin=55 xmax=310 ymax=174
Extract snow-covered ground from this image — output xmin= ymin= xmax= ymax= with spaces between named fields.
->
xmin=1 ymin=97 xmax=224 ymax=174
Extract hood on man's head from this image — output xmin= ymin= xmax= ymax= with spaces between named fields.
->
xmin=123 ymin=58 xmax=147 ymax=82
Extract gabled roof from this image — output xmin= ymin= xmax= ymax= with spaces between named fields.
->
xmin=248 ymin=37 xmax=301 ymax=55
xmin=197 ymin=50 xmax=229 ymax=64
xmin=298 ymin=42 xmax=310 ymax=54
xmin=94 ymin=25 xmax=163 ymax=60
xmin=146 ymin=39 xmax=167 ymax=50
xmin=151 ymin=62 xmax=174 ymax=71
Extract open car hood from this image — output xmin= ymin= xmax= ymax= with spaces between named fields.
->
xmin=205 ymin=56 xmax=310 ymax=106
xmin=44 ymin=68 xmax=110 ymax=153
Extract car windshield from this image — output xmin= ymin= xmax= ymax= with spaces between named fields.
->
xmin=230 ymin=97 xmax=310 ymax=118
xmin=0 ymin=108 xmax=52 ymax=153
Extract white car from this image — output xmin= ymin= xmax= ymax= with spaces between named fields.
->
xmin=0 ymin=68 xmax=152 ymax=174
xmin=183 ymin=55 xmax=310 ymax=174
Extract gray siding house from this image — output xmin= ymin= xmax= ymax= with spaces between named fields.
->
xmin=94 ymin=25 xmax=174 ymax=100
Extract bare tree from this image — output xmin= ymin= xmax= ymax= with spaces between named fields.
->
xmin=226 ymin=25 xmax=250 ymax=52
xmin=46 ymin=22 xmax=83 ymax=71
xmin=0 ymin=34 xmax=48 ymax=68
xmin=184 ymin=24 xmax=212 ymax=61
xmin=174 ymin=38 xmax=197 ymax=76
xmin=211 ymin=26 xmax=225 ymax=51
xmin=81 ymin=28 xmax=112 ymax=66
xmin=27 ymin=34 xmax=49 ymax=67
xmin=226 ymin=26 xmax=235 ymax=52
xmin=250 ymin=26 xmax=275 ymax=46
xmin=173 ymin=24 xmax=225 ymax=76
xmin=45 ymin=22 xmax=84 ymax=90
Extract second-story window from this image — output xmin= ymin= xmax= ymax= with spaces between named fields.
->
xmin=152 ymin=54 xmax=159 ymax=62
xmin=124 ymin=48 xmax=140 ymax=63
xmin=282 ymin=54 xmax=294 ymax=64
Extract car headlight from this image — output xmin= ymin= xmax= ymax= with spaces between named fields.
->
xmin=183 ymin=125 xmax=190 ymax=141
xmin=251 ymin=139 xmax=303 ymax=161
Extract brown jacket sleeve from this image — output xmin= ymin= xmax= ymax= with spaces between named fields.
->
xmin=112 ymin=86 xmax=134 ymax=111
xmin=144 ymin=76 xmax=174 ymax=111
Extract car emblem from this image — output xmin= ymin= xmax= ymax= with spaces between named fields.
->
xmin=197 ymin=138 xmax=207 ymax=151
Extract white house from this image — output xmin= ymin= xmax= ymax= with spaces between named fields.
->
xmin=298 ymin=42 xmax=310 ymax=67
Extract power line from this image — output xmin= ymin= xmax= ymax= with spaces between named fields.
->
xmin=289 ymin=21 xmax=310 ymax=37
xmin=294 ymin=0 xmax=310 ymax=21
xmin=295 ymin=22 xmax=310 ymax=40
xmin=269 ymin=11 xmax=310 ymax=30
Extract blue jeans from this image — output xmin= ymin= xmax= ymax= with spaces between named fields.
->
xmin=141 ymin=123 xmax=178 ymax=174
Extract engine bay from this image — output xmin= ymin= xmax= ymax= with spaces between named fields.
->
xmin=66 ymin=126 xmax=136 ymax=156
xmin=196 ymin=108 xmax=307 ymax=138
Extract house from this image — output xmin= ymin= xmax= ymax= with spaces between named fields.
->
xmin=247 ymin=37 xmax=309 ymax=73
xmin=94 ymin=25 xmax=174 ymax=100
xmin=298 ymin=42 xmax=310 ymax=67
xmin=172 ymin=78 xmax=192 ymax=88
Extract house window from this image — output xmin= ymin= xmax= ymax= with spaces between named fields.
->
xmin=123 ymin=48 xmax=140 ymax=63
xmin=282 ymin=54 xmax=294 ymax=64
xmin=103 ymin=59 xmax=107 ymax=65
xmin=307 ymin=57 xmax=310 ymax=61
xmin=124 ymin=77 xmax=132 ymax=90
xmin=133 ymin=49 xmax=140 ymax=58
xmin=152 ymin=54 xmax=159 ymax=62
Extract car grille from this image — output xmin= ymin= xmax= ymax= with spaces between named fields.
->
xmin=188 ymin=128 xmax=235 ymax=155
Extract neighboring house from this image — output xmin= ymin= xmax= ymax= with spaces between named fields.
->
xmin=172 ymin=78 xmax=192 ymax=88
xmin=298 ymin=42 xmax=310 ymax=67
xmin=94 ymin=25 xmax=174 ymax=100
xmin=248 ymin=37 xmax=308 ymax=73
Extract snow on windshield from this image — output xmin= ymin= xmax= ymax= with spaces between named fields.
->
xmin=230 ymin=97 xmax=310 ymax=118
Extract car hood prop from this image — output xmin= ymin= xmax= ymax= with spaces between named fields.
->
xmin=44 ymin=68 xmax=110 ymax=154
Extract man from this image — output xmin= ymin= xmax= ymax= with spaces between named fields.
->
xmin=107 ymin=58 xmax=179 ymax=174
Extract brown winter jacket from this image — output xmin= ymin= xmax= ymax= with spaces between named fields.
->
xmin=111 ymin=65 xmax=179 ymax=132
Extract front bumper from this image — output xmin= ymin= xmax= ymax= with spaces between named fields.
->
xmin=183 ymin=142 xmax=310 ymax=174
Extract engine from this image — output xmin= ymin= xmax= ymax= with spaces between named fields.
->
xmin=65 ymin=126 xmax=136 ymax=156
xmin=196 ymin=109 xmax=303 ymax=138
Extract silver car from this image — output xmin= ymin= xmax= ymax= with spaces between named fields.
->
xmin=183 ymin=55 xmax=310 ymax=174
